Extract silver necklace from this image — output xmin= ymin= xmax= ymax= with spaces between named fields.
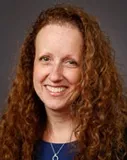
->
xmin=48 ymin=123 xmax=74 ymax=160
xmin=50 ymin=142 xmax=65 ymax=160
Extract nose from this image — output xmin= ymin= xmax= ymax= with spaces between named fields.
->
xmin=49 ymin=63 xmax=63 ymax=82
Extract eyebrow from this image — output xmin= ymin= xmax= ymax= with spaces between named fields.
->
xmin=38 ymin=52 xmax=80 ymax=61
xmin=63 ymin=55 xmax=78 ymax=61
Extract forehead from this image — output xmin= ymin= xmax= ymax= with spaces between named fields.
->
xmin=35 ymin=24 xmax=83 ymax=59
xmin=35 ymin=23 xmax=83 ymax=41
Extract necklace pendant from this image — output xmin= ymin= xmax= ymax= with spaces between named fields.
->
xmin=52 ymin=154 xmax=59 ymax=160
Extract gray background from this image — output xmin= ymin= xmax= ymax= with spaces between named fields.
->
xmin=0 ymin=0 xmax=127 ymax=111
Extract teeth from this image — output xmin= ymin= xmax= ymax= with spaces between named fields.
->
xmin=46 ymin=86 xmax=66 ymax=93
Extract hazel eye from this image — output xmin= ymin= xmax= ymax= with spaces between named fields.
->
xmin=65 ymin=59 xmax=78 ymax=67
xmin=68 ymin=60 xmax=77 ymax=65
xmin=39 ymin=56 xmax=50 ymax=62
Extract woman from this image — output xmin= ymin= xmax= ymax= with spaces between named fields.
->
xmin=0 ymin=4 xmax=127 ymax=160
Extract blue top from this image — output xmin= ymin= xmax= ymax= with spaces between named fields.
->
xmin=33 ymin=140 xmax=77 ymax=160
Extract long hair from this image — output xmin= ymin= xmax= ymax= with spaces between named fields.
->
xmin=0 ymin=4 xmax=127 ymax=160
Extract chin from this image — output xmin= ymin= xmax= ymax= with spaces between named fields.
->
xmin=44 ymin=102 xmax=71 ymax=112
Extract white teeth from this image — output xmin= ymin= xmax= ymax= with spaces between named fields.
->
xmin=46 ymin=86 xmax=66 ymax=93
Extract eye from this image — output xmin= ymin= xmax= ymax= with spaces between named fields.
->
xmin=65 ymin=59 xmax=78 ymax=67
xmin=39 ymin=56 xmax=50 ymax=62
xmin=68 ymin=60 xmax=77 ymax=65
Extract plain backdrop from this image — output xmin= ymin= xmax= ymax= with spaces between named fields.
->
xmin=0 ymin=0 xmax=127 ymax=111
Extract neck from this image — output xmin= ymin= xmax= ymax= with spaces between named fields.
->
xmin=43 ymin=109 xmax=76 ymax=143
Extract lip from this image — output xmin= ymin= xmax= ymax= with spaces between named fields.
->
xmin=44 ymin=85 xmax=68 ymax=97
xmin=44 ymin=84 xmax=68 ymax=87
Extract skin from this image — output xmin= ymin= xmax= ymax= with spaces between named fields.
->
xmin=33 ymin=24 xmax=83 ymax=142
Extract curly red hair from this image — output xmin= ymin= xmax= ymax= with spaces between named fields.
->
xmin=0 ymin=4 xmax=127 ymax=160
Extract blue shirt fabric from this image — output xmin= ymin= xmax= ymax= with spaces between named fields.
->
xmin=33 ymin=140 xmax=76 ymax=160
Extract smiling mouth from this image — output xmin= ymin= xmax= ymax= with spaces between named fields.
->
xmin=46 ymin=85 xmax=67 ymax=93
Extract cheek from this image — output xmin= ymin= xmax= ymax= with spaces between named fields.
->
xmin=65 ymin=69 xmax=81 ymax=85
xmin=33 ymin=68 xmax=41 ymax=83
xmin=33 ymin=65 xmax=47 ymax=83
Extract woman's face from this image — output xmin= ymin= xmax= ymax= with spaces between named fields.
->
xmin=33 ymin=24 xmax=83 ymax=112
